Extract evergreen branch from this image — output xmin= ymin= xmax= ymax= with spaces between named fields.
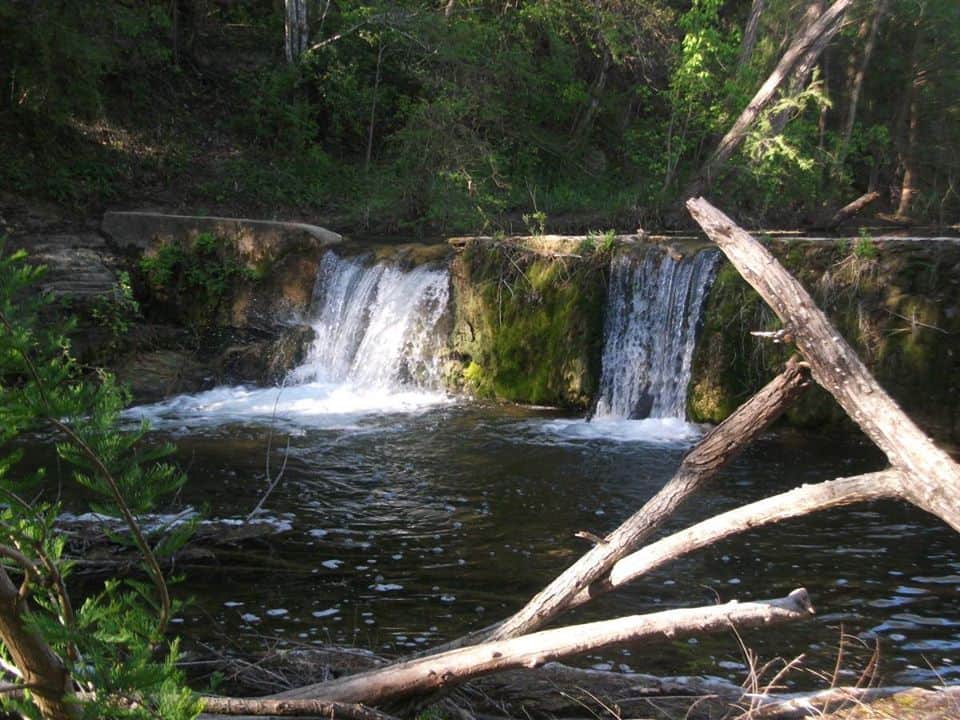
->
xmin=0 ymin=309 xmax=172 ymax=635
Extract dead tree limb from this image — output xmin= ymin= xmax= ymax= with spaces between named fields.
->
xmin=686 ymin=197 xmax=960 ymax=532
xmin=200 ymin=697 xmax=399 ymax=719
xmin=570 ymin=470 xmax=905 ymax=607
xmin=273 ymin=591 xmax=814 ymax=706
xmin=816 ymin=191 xmax=880 ymax=230
xmin=485 ymin=358 xmax=809 ymax=642
xmin=683 ymin=0 xmax=852 ymax=198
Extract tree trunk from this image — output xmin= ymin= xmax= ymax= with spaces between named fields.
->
xmin=683 ymin=0 xmax=852 ymax=199
xmin=738 ymin=0 xmax=765 ymax=68
xmin=839 ymin=0 xmax=887 ymax=162
xmin=686 ymin=197 xmax=960 ymax=532
xmin=200 ymin=697 xmax=398 ymax=718
xmin=365 ymin=42 xmax=385 ymax=172
xmin=0 ymin=568 xmax=78 ymax=719
xmin=284 ymin=0 xmax=309 ymax=63
xmin=896 ymin=9 xmax=925 ymax=218
xmin=269 ymin=591 xmax=814 ymax=706
xmin=487 ymin=359 xmax=809 ymax=641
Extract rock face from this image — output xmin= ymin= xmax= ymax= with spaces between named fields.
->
xmin=447 ymin=236 xmax=608 ymax=409
xmin=688 ymin=237 xmax=960 ymax=440
xmin=114 ymin=349 xmax=215 ymax=404
xmin=11 ymin=233 xmax=118 ymax=302
xmin=102 ymin=211 xmax=342 ymax=330
xmin=12 ymin=212 xmax=341 ymax=403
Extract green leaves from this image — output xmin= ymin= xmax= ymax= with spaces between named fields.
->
xmin=0 ymin=243 xmax=199 ymax=719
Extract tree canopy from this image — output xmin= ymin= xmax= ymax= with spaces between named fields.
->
xmin=1 ymin=0 xmax=958 ymax=232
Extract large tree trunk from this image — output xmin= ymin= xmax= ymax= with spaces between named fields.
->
xmin=683 ymin=0 xmax=852 ymax=199
xmin=686 ymin=197 xmax=960 ymax=531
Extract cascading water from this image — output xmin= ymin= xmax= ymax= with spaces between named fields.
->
xmin=128 ymin=251 xmax=452 ymax=428
xmin=288 ymin=252 xmax=450 ymax=390
xmin=593 ymin=247 xmax=719 ymax=420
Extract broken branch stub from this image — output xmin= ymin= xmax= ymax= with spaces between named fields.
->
xmin=686 ymin=196 xmax=960 ymax=532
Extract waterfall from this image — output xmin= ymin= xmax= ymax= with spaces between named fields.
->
xmin=594 ymin=248 xmax=718 ymax=420
xmin=125 ymin=251 xmax=451 ymax=429
xmin=288 ymin=251 xmax=450 ymax=390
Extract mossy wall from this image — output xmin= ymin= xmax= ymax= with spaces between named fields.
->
xmin=688 ymin=238 xmax=960 ymax=440
xmin=448 ymin=238 xmax=608 ymax=409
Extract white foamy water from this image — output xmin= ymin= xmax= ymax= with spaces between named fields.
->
xmin=289 ymin=252 xmax=450 ymax=389
xmin=126 ymin=382 xmax=452 ymax=430
xmin=533 ymin=417 xmax=704 ymax=445
xmin=126 ymin=251 xmax=453 ymax=428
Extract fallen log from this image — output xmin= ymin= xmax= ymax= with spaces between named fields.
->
xmin=816 ymin=191 xmax=880 ymax=230
xmin=200 ymin=697 xmax=398 ymax=719
xmin=686 ymin=196 xmax=960 ymax=532
xmin=570 ymin=469 xmax=905 ymax=606
xmin=747 ymin=685 xmax=960 ymax=719
xmin=270 ymin=590 xmax=814 ymax=706
xmin=486 ymin=358 xmax=810 ymax=641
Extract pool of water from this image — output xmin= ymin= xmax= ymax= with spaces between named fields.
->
xmin=100 ymin=392 xmax=960 ymax=689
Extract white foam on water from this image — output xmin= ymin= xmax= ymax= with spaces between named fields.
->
xmin=529 ymin=417 xmax=704 ymax=445
xmin=126 ymin=382 xmax=451 ymax=430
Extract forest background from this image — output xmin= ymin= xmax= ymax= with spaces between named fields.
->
xmin=1 ymin=0 xmax=958 ymax=236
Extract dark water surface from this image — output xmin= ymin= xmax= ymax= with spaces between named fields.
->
xmin=106 ymin=400 xmax=960 ymax=689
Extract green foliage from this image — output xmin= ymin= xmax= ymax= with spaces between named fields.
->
xmin=522 ymin=211 xmax=547 ymax=238
xmin=90 ymin=271 xmax=141 ymax=359
xmin=2 ymin=0 xmax=959 ymax=226
xmin=0 ymin=244 xmax=199 ymax=719
xmin=854 ymin=229 xmax=879 ymax=260
xmin=735 ymin=77 xmax=832 ymax=212
xmin=140 ymin=233 xmax=255 ymax=329
xmin=0 ymin=2 xmax=173 ymax=126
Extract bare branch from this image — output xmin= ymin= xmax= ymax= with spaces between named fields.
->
xmin=274 ymin=590 xmax=814 ymax=705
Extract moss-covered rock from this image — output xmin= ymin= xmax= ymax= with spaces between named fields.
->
xmin=448 ymin=237 xmax=608 ymax=409
xmin=688 ymin=237 xmax=960 ymax=440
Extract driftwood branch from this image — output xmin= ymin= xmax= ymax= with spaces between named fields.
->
xmin=686 ymin=196 xmax=960 ymax=532
xmin=570 ymin=470 xmax=905 ymax=607
xmin=486 ymin=358 xmax=809 ymax=641
xmin=200 ymin=697 xmax=398 ymax=719
xmin=273 ymin=591 xmax=814 ymax=706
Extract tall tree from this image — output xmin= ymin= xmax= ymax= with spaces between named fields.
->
xmin=682 ymin=0 xmax=853 ymax=199
xmin=285 ymin=0 xmax=309 ymax=62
